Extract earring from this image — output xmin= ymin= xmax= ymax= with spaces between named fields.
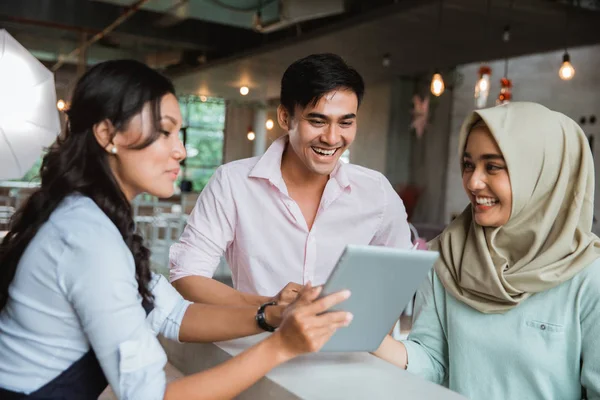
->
xmin=111 ymin=146 xmax=118 ymax=154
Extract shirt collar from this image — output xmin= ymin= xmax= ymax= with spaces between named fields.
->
xmin=249 ymin=134 xmax=351 ymax=190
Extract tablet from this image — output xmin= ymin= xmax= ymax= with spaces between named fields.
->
xmin=318 ymin=245 xmax=438 ymax=352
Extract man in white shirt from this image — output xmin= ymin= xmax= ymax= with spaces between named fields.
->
xmin=170 ymin=54 xmax=411 ymax=318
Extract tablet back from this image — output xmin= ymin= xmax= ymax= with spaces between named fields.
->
xmin=319 ymin=245 xmax=438 ymax=352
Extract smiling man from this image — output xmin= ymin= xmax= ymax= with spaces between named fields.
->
xmin=169 ymin=54 xmax=412 ymax=329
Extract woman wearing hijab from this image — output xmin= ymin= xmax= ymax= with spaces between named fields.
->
xmin=374 ymin=102 xmax=600 ymax=399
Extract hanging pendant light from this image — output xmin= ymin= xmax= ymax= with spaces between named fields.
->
xmin=474 ymin=65 xmax=492 ymax=108
xmin=430 ymin=0 xmax=445 ymax=97
xmin=474 ymin=0 xmax=492 ymax=109
xmin=558 ymin=2 xmax=575 ymax=81
xmin=559 ymin=51 xmax=575 ymax=80
xmin=496 ymin=20 xmax=513 ymax=105
xmin=496 ymin=77 xmax=512 ymax=105
xmin=430 ymin=71 xmax=445 ymax=97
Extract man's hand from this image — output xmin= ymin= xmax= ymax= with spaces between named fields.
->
xmin=271 ymin=282 xmax=302 ymax=306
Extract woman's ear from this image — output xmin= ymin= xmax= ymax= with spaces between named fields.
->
xmin=93 ymin=119 xmax=117 ymax=154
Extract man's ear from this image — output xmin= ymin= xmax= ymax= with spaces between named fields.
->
xmin=93 ymin=119 xmax=117 ymax=154
xmin=277 ymin=105 xmax=293 ymax=131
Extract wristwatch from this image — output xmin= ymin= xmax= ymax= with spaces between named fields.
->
xmin=256 ymin=301 xmax=277 ymax=332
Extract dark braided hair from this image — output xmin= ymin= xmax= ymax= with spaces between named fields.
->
xmin=0 ymin=59 xmax=176 ymax=311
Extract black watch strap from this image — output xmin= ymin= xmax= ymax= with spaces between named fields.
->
xmin=256 ymin=301 xmax=277 ymax=332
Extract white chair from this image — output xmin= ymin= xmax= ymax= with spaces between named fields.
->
xmin=0 ymin=206 xmax=15 ymax=230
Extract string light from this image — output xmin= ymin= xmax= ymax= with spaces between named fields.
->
xmin=240 ymin=86 xmax=249 ymax=96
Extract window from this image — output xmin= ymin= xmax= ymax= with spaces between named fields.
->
xmin=178 ymin=96 xmax=226 ymax=192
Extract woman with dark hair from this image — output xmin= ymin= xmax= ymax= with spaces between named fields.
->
xmin=0 ymin=59 xmax=352 ymax=399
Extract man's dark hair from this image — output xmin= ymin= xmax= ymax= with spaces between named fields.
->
xmin=280 ymin=53 xmax=365 ymax=116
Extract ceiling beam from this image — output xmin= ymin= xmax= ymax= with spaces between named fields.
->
xmin=0 ymin=0 xmax=263 ymax=54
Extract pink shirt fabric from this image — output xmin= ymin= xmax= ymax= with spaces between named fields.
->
xmin=169 ymin=135 xmax=412 ymax=297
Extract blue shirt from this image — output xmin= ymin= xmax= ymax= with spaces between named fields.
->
xmin=0 ymin=195 xmax=191 ymax=399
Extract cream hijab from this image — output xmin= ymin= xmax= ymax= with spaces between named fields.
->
xmin=431 ymin=102 xmax=600 ymax=313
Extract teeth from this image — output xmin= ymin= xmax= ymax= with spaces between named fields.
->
xmin=312 ymin=147 xmax=336 ymax=156
xmin=476 ymin=197 xmax=498 ymax=206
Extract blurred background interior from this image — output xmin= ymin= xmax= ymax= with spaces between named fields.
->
xmin=1 ymin=0 xmax=600 ymax=282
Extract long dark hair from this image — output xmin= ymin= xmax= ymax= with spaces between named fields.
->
xmin=0 ymin=59 xmax=176 ymax=311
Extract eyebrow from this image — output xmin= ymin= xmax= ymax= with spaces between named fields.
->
xmin=305 ymin=112 xmax=356 ymax=120
xmin=463 ymin=152 xmax=504 ymax=161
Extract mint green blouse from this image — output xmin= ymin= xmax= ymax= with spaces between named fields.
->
xmin=403 ymin=259 xmax=600 ymax=400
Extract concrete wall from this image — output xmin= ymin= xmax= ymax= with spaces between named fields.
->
xmin=444 ymin=44 xmax=600 ymax=223
xmin=351 ymin=81 xmax=391 ymax=174
xmin=409 ymin=81 xmax=453 ymax=225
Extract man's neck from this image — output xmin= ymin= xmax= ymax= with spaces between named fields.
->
xmin=280 ymin=144 xmax=329 ymax=191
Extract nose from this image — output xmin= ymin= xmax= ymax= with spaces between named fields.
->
xmin=466 ymin=167 xmax=486 ymax=192
xmin=173 ymin=137 xmax=187 ymax=161
xmin=322 ymin=123 xmax=342 ymax=146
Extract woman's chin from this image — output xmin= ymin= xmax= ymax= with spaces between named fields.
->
xmin=146 ymin=186 xmax=175 ymax=200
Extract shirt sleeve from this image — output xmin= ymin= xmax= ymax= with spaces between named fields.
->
xmin=370 ymin=174 xmax=412 ymax=249
xmin=169 ymin=166 xmax=237 ymax=282
xmin=146 ymin=273 xmax=192 ymax=342
xmin=580 ymin=265 xmax=600 ymax=399
xmin=59 ymin=228 xmax=169 ymax=400
xmin=401 ymin=271 xmax=449 ymax=385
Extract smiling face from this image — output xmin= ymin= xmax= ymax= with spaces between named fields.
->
xmin=278 ymin=88 xmax=358 ymax=177
xmin=103 ymin=93 xmax=186 ymax=200
xmin=462 ymin=124 xmax=512 ymax=227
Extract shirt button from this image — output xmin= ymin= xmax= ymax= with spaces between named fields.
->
xmin=540 ymin=324 xmax=546 ymax=331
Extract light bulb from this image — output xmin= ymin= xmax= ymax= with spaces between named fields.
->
xmin=265 ymin=119 xmax=274 ymax=130
xmin=474 ymin=67 xmax=491 ymax=109
xmin=240 ymin=86 xmax=249 ymax=96
xmin=247 ymin=131 xmax=255 ymax=141
xmin=430 ymin=73 xmax=445 ymax=97
xmin=559 ymin=52 xmax=575 ymax=80
xmin=200 ymin=95 xmax=207 ymax=102
xmin=476 ymin=77 xmax=489 ymax=92
xmin=57 ymin=99 xmax=66 ymax=111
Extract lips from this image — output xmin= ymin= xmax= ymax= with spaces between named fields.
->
xmin=166 ymin=168 xmax=180 ymax=180
xmin=472 ymin=195 xmax=499 ymax=213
